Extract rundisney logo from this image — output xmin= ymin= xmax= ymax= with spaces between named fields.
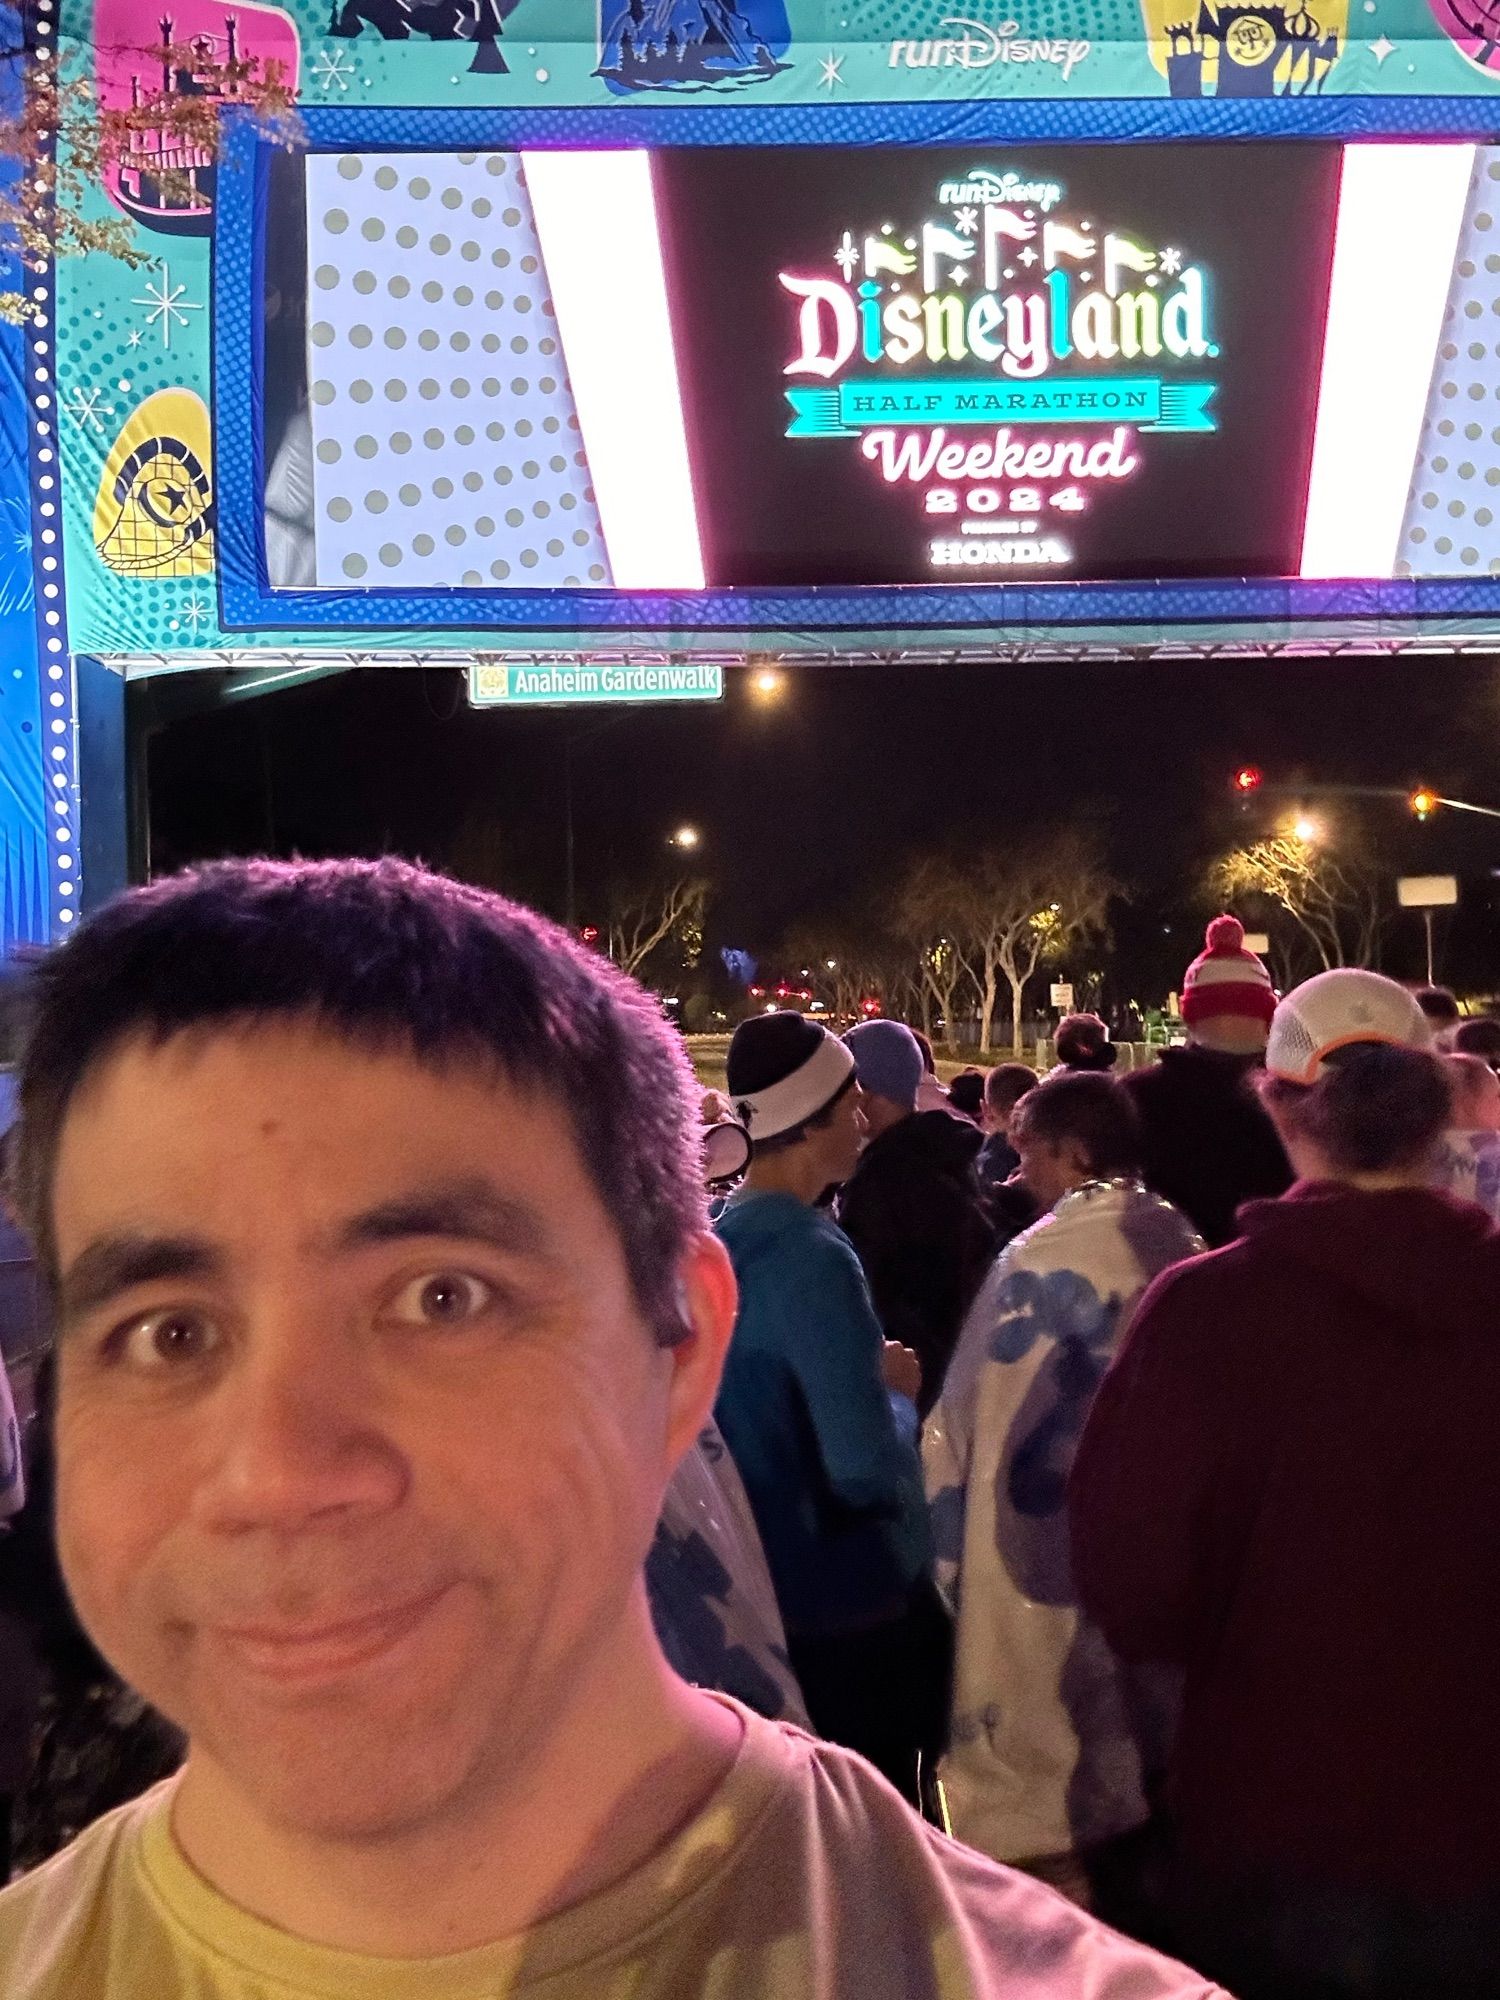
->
xmin=890 ymin=15 xmax=1092 ymax=81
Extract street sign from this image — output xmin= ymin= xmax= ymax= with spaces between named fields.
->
xmin=1050 ymin=983 xmax=1075 ymax=1011
xmin=468 ymin=661 xmax=723 ymax=708
xmin=1397 ymin=876 xmax=1459 ymax=908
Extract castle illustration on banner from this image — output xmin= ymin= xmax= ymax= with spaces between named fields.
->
xmin=598 ymin=0 xmax=792 ymax=93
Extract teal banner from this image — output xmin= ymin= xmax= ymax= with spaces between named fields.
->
xmin=785 ymin=376 xmax=1218 ymax=437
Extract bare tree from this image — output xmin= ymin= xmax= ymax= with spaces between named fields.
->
xmin=607 ymin=876 xmax=709 ymax=981
xmin=891 ymin=855 xmax=978 ymax=1052
xmin=950 ymin=838 xmax=1115 ymax=1056
xmin=1212 ymin=833 xmax=1382 ymax=971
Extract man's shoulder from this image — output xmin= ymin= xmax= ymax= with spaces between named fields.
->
xmin=0 ymin=1786 xmax=167 ymax=1994
xmin=742 ymin=1716 xmax=1224 ymax=1995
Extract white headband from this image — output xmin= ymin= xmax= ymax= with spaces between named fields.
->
xmin=731 ymin=1034 xmax=856 ymax=1142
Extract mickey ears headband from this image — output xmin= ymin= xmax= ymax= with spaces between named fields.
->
xmin=703 ymin=1119 xmax=751 ymax=1186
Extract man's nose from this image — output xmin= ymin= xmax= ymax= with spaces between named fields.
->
xmin=189 ymin=1305 xmax=408 ymax=1536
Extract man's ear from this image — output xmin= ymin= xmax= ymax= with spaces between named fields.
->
xmin=663 ymin=1232 xmax=739 ymax=1469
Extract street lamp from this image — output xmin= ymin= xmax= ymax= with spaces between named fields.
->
xmin=669 ymin=824 xmax=701 ymax=851
xmin=749 ymin=665 xmax=787 ymax=703
xmin=1289 ymin=814 xmax=1322 ymax=846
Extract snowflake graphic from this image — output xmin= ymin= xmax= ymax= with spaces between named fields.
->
xmin=954 ymin=206 xmax=980 ymax=236
xmin=950 ymin=263 xmax=970 ymax=286
xmin=1018 ymin=245 xmax=1038 ymax=267
xmin=1160 ymin=247 xmax=1184 ymax=275
xmin=834 ymin=230 xmax=860 ymax=281
xmin=311 ymin=46 xmax=355 ymax=92
xmin=0 ymin=497 xmax=32 ymax=618
xmin=62 ymin=386 xmax=116 ymax=434
xmin=132 ymin=261 xmax=203 ymax=351
xmin=816 ymin=49 xmax=846 ymax=89
xmin=180 ymin=594 xmax=211 ymax=633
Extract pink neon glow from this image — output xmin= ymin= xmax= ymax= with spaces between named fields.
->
xmin=523 ymin=151 xmax=705 ymax=591
xmin=1301 ymin=143 xmax=1475 ymax=579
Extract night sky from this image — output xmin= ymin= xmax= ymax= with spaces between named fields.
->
xmin=143 ymin=654 xmax=1500 ymax=1005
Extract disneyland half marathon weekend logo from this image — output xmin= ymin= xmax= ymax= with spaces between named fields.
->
xmin=778 ymin=167 xmax=1218 ymax=576
xmin=890 ymin=15 xmax=1092 ymax=81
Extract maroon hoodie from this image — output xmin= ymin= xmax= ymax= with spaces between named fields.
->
xmin=1070 ymin=1182 xmax=1500 ymax=1902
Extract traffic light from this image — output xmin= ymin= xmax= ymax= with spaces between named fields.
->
xmin=1233 ymin=766 xmax=1263 ymax=795
xmin=1411 ymin=788 xmax=1438 ymax=822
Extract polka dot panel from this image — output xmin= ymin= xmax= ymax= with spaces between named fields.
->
xmin=1398 ymin=148 xmax=1500 ymax=580
xmin=305 ymin=152 xmax=609 ymax=589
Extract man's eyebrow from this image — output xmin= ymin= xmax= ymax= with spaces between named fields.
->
xmin=59 ymin=1237 xmax=224 ymax=1326
xmin=334 ymin=1177 xmax=558 ymax=1261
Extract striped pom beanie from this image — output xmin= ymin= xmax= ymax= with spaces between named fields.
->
xmin=1182 ymin=917 xmax=1277 ymax=1043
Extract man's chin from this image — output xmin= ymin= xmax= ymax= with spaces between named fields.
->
xmin=190 ymin=1717 xmax=505 ymax=1846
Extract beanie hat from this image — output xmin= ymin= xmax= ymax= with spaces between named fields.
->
xmin=1182 ymin=917 xmax=1277 ymax=1035
xmin=843 ymin=1019 xmax=924 ymax=1113
xmin=726 ymin=1013 xmax=855 ymax=1143
xmin=1265 ymin=968 xmax=1433 ymax=1085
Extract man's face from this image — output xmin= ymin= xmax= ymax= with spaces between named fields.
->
xmin=1011 ymin=1126 xmax=1089 ymax=1212
xmin=813 ymin=1083 xmax=864 ymax=1187
xmin=50 ymin=1023 xmax=727 ymax=1843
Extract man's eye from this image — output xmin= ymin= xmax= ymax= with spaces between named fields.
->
xmin=388 ymin=1272 xmax=495 ymax=1329
xmin=112 ymin=1310 xmax=222 ymax=1372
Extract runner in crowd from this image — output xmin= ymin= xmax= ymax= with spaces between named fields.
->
xmin=1072 ymin=968 xmax=1500 ymax=2000
xmin=945 ymin=1068 xmax=988 ymax=1124
xmin=0 ymin=860 xmax=1227 ymax=1999
xmin=716 ymin=1014 xmax=948 ymax=1800
xmin=1051 ymin=1015 xmax=1117 ymax=1074
xmin=1121 ymin=918 xmax=1290 ymax=1247
xmin=837 ymin=1020 xmax=995 ymax=1418
xmin=925 ymin=1072 xmax=1200 ymax=1933
xmin=1413 ymin=984 xmax=1462 ymax=1039
xmin=975 ymin=1062 xmax=1039 ymax=1191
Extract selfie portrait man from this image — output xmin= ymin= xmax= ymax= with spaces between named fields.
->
xmin=0 ymin=859 xmax=1226 ymax=1998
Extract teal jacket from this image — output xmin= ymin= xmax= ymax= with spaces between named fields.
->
xmin=714 ymin=1190 xmax=931 ymax=1638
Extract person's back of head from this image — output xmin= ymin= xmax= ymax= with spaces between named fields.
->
xmin=1053 ymin=1013 xmax=1117 ymax=1073
xmin=1416 ymin=985 xmax=1463 ymax=1032
xmin=1260 ymin=969 xmax=1449 ymax=1182
xmin=1451 ymin=1016 xmax=1500 ymax=1069
xmin=1181 ymin=917 xmax=1277 ymax=1057
xmin=841 ymin=1019 xmax=922 ymax=1138
xmin=945 ymin=1068 xmax=986 ymax=1123
xmin=983 ymin=1062 xmax=1038 ymax=1132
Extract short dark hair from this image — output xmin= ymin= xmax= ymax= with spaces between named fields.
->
xmin=14 ymin=857 xmax=706 ymax=1346
xmin=1009 ymin=1071 xmax=1142 ymax=1178
xmin=1415 ymin=986 xmax=1462 ymax=1028
xmin=946 ymin=1068 xmax=986 ymax=1119
xmin=1451 ymin=1016 xmax=1500 ymax=1066
xmin=1259 ymin=1042 xmax=1451 ymax=1175
xmin=984 ymin=1062 xmax=1038 ymax=1118
xmin=910 ymin=1028 xmax=937 ymax=1076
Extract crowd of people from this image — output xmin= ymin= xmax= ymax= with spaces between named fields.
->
xmin=0 ymin=874 xmax=1496 ymax=2000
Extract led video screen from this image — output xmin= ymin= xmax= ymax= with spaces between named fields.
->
xmin=256 ymin=140 xmax=1488 ymax=597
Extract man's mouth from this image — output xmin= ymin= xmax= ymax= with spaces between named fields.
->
xmin=208 ymin=1589 xmax=451 ymax=1685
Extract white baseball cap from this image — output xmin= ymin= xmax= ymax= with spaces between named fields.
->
xmin=1265 ymin=968 xmax=1434 ymax=1085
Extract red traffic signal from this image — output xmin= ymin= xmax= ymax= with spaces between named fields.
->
xmin=1233 ymin=766 xmax=1263 ymax=794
